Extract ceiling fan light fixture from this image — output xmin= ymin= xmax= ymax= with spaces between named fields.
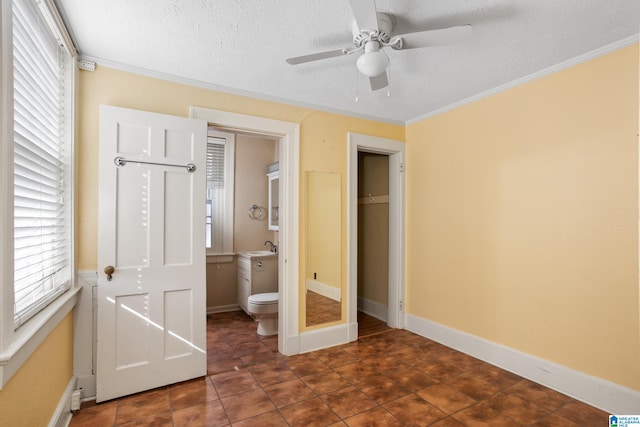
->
xmin=356 ymin=41 xmax=388 ymax=77
xmin=284 ymin=3 xmax=473 ymax=93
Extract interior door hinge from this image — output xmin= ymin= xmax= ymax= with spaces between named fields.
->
xmin=400 ymin=163 xmax=404 ymax=173
xmin=399 ymin=301 xmax=403 ymax=311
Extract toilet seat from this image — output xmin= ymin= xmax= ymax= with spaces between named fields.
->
xmin=247 ymin=292 xmax=278 ymax=315
xmin=248 ymin=292 xmax=278 ymax=304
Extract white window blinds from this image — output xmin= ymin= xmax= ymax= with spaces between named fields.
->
xmin=206 ymin=137 xmax=225 ymax=251
xmin=12 ymin=0 xmax=72 ymax=326
xmin=206 ymin=138 xmax=225 ymax=187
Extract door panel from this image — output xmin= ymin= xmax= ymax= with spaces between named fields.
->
xmin=114 ymin=293 xmax=151 ymax=369
xmin=116 ymin=122 xmax=150 ymax=155
xmin=164 ymin=171 xmax=192 ymax=266
xmin=97 ymin=105 xmax=207 ymax=402
xmin=116 ymin=166 xmax=150 ymax=268
xmin=163 ymin=289 xmax=194 ymax=359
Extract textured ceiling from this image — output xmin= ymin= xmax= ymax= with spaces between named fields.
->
xmin=55 ymin=0 xmax=639 ymax=124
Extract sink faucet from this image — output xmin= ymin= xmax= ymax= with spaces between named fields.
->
xmin=264 ymin=240 xmax=277 ymax=253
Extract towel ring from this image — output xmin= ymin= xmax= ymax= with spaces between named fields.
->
xmin=248 ymin=204 xmax=264 ymax=220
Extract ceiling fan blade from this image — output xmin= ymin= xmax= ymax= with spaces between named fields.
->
xmin=369 ymin=72 xmax=388 ymax=91
xmin=285 ymin=49 xmax=347 ymax=65
xmin=393 ymin=25 xmax=472 ymax=50
xmin=349 ymin=0 xmax=378 ymax=32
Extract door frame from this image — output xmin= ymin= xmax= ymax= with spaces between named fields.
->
xmin=190 ymin=107 xmax=300 ymax=356
xmin=347 ymin=133 xmax=405 ymax=341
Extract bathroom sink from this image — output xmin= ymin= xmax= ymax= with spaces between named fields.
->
xmin=241 ymin=250 xmax=276 ymax=257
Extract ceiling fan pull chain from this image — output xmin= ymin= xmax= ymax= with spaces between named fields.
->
xmin=387 ymin=62 xmax=391 ymax=97
xmin=355 ymin=65 xmax=360 ymax=102
xmin=384 ymin=50 xmax=391 ymax=97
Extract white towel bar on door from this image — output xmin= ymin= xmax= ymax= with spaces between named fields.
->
xmin=113 ymin=156 xmax=196 ymax=173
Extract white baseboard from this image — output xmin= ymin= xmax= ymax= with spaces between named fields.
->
xmin=405 ymin=314 xmax=640 ymax=414
xmin=299 ymin=323 xmax=350 ymax=354
xmin=77 ymin=374 xmax=96 ymax=401
xmin=207 ymin=304 xmax=240 ymax=314
xmin=306 ymin=279 xmax=341 ymax=302
xmin=285 ymin=334 xmax=300 ymax=356
xmin=49 ymin=376 xmax=76 ymax=427
xmin=348 ymin=322 xmax=358 ymax=342
xmin=357 ymin=297 xmax=388 ymax=322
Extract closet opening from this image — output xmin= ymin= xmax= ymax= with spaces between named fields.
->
xmin=357 ymin=152 xmax=393 ymax=338
xmin=347 ymin=132 xmax=405 ymax=343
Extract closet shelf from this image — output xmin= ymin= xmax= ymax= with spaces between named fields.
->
xmin=358 ymin=194 xmax=389 ymax=205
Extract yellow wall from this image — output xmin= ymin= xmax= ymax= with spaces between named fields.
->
xmin=406 ymin=44 xmax=640 ymax=391
xmin=77 ymin=66 xmax=404 ymax=332
xmin=0 ymin=313 xmax=74 ymax=426
xmin=76 ymin=45 xmax=639 ymax=391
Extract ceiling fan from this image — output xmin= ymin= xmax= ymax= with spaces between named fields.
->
xmin=285 ymin=0 xmax=472 ymax=91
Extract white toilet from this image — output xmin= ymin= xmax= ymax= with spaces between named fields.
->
xmin=247 ymin=292 xmax=279 ymax=336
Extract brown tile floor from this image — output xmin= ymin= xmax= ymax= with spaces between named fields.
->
xmin=357 ymin=311 xmax=392 ymax=338
xmin=71 ymin=311 xmax=609 ymax=426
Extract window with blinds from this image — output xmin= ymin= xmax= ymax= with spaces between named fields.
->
xmin=206 ymin=137 xmax=226 ymax=251
xmin=12 ymin=0 xmax=72 ymax=327
xmin=204 ymin=130 xmax=235 ymax=256
xmin=206 ymin=138 xmax=226 ymax=187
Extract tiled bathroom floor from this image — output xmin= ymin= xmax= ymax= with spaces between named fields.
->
xmin=70 ymin=311 xmax=608 ymax=426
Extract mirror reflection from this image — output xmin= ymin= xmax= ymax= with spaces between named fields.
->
xmin=305 ymin=171 xmax=341 ymax=327
xmin=267 ymin=162 xmax=279 ymax=230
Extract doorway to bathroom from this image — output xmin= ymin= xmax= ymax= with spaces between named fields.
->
xmin=190 ymin=107 xmax=300 ymax=356
xmin=347 ymin=133 xmax=405 ymax=341
xmin=201 ymin=127 xmax=284 ymax=373
xmin=203 ymin=128 xmax=279 ymax=316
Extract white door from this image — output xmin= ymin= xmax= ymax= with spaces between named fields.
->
xmin=97 ymin=105 xmax=207 ymax=402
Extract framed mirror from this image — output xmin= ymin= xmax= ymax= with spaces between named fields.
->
xmin=305 ymin=171 xmax=341 ymax=327
xmin=267 ymin=162 xmax=279 ymax=230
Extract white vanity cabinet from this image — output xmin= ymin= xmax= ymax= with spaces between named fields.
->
xmin=237 ymin=252 xmax=278 ymax=314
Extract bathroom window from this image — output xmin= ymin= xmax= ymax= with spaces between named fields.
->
xmin=206 ymin=129 xmax=235 ymax=255
xmin=11 ymin=0 xmax=75 ymax=327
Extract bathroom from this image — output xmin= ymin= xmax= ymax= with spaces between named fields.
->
xmin=205 ymin=128 xmax=279 ymax=323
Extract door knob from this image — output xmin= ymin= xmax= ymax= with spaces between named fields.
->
xmin=104 ymin=265 xmax=115 ymax=281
